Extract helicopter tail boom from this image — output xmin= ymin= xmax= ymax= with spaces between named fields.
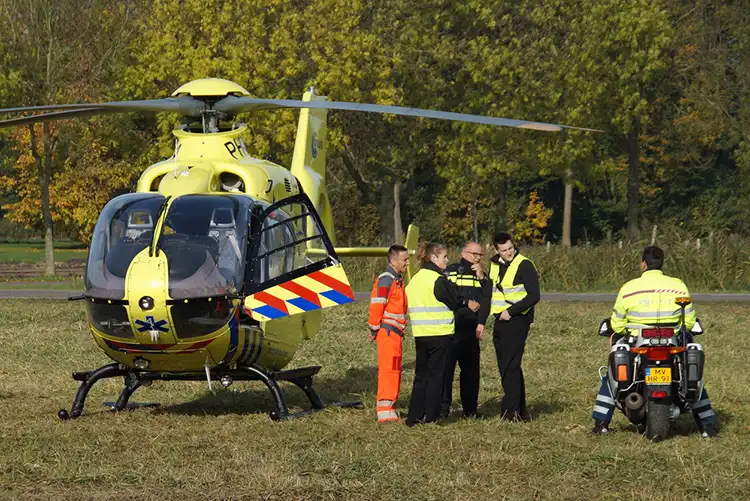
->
xmin=290 ymin=91 xmax=334 ymax=242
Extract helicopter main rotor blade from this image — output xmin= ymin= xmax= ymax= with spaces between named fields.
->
xmin=0 ymin=96 xmax=206 ymax=128
xmin=214 ymin=96 xmax=599 ymax=132
xmin=0 ymin=107 xmax=114 ymax=128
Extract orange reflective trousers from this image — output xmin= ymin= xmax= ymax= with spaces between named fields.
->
xmin=376 ymin=329 xmax=403 ymax=422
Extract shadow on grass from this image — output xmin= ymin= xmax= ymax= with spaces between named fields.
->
xmin=613 ymin=407 xmax=732 ymax=439
xmin=476 ymin=397 xmax=570 ymax=420
xmin=154 ymin=365 xmax=381 ymax=417
xmin=670 ymin=407 xmax=732 ymax=437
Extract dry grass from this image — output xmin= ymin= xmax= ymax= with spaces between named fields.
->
xmin=342 ymin=234 xmax=750 ymax=292
xmin=1 ymin=300 xmax=749 ymax=500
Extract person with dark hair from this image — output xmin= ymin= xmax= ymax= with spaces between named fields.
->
xmin=440 ymin=241 xmax=492 ymax=419
xmin=591 ymin=245 xmax=718 ymax=438
xmin=488 ymin=232 xmax=540 ymax=422
xmin=368 ymin=244 xmax=409 ymax=423
xmin=405 ymin=242 xmax=480 ymax=426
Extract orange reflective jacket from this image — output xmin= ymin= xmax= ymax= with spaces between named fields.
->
xmin=368 ymin=266 xmax=407 ymax=336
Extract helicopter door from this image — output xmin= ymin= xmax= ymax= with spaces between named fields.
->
xmin=244 ymin=193 xmax=354 ymax=321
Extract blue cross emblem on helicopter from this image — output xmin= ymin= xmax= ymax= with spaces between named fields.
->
xmin=134 ymin=316 xmax=169 ymax=333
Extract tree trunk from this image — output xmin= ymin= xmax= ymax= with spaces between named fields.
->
xmin=494 ymin=176 xmax=507 ymax=233
xmin=472 ymin=196 xmax=478 ymax=242
xmin=562 ymin=175 xmax=573 ymax=247
xmin=626 ymin=120 xmax=641 ymax=240
xmin=378 ymin=180 xmax=396 ymax=245
xmin=42 ymin=123 xmax=55 ymax=276
xmin=29 ymin=124 xmax=55 ymax=276
xmin=393 ymin=182 xmax=404 ymax=245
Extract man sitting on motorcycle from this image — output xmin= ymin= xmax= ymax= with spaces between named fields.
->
xmin=591 ymin=245 xmax=718 ymax=438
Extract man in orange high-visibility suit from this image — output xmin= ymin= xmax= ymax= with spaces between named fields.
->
xmin=368 ymin=244 xmax=410 ymax=423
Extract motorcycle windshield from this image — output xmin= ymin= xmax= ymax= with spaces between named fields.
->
xmin=85 ymin=193 xmax=167 ymax=299
xmin=158 ymin=195 xmax=250 ymax=300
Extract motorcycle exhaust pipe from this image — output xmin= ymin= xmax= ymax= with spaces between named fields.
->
xmin=625 ymin=392 xmax=645 ymax=411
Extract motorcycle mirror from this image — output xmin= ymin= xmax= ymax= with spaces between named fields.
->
xmin=598 ymin=318 xmax=611 ymax=337
xmin=690 ymin=318 xmax=704 ymax=335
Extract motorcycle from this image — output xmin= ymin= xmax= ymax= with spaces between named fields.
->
xmin=597 ymin=297 xmax=706 ymax=440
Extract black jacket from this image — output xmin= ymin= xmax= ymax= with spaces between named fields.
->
xmin=443 ymin=258 xmax=492 ymax=325
xmin=421 ymin=262 xmax=469 ymax=312
xmin=491 ymin=252 xmax=540 ymax=322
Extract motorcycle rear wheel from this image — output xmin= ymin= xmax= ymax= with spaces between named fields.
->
xmin=645 ymin=399 xmax=670 ymax=441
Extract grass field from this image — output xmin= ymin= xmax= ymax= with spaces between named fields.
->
xmin=1 ymin=300 xmax=749 ymax=501
xmin=0 ymin=242 xmax=86 ymax=263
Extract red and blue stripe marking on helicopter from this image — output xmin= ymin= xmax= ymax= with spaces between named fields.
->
xmin=104 ymin=338 xmax=214 ymax=354
xmin=244 ymin=266 xmax=355 ymax=321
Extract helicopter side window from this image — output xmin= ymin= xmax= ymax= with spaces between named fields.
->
xmin=256 ymin=209 xmax=295 ymax=282
xmin=246 ymin=194 xmax=338 ymax=294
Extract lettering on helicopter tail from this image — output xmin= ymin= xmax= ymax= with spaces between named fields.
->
xmin=134 ymin=316 xmax=170 ymax=333
xmin=244 ymin=265 xmax=354 ymax=322
xmin=310 ymin=132 xmax=324 ymax=160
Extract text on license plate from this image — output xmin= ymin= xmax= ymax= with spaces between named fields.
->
xmin=645 ymin=367 xmax=671 ymax=384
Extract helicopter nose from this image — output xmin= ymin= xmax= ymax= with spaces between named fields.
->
xmin=126 ymin=252 xmax=175 ymax=345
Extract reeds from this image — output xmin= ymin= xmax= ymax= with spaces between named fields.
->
xmin=342 ymin=231 xmax=750 ymax=292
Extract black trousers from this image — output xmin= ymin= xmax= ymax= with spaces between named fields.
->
xmin=406 ymin=335 xmax=453 ymax=425
xmin=441 ymin=322 xmax=480 ymax=417
xmin=493 ymin=315 xmax=531 ymax=420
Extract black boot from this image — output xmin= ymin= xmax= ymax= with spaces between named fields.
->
xmin=591 ymin=419 xmax=610 ymax=435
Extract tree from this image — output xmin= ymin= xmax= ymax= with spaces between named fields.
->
xmin=563 ymin=0 xmax=675 ymax=239
xmin=0 ymin=0 xmax=141 ymax=272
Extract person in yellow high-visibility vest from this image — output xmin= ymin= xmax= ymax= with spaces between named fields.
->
xmin=405 ymin=242 xmax=479 ymax=426
xmin=591 ymin=246 xmax=718 ymax=438
xmin=489 ymin=232 xmax=540 ymax=422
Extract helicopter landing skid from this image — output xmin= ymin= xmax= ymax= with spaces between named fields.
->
xmin=238 ymin=365 xmax=364 ymax=421
xmin=102 ymin=401 xmax=161 ymax=410
xmin=57 ymin=363 xmax=362 ymax=421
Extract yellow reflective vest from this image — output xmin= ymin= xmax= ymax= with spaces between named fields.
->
xmin=610 ymin=269 xmax=696 ymax=334
xmin=405 ymin=268 xmax=455 ymax=337
xmin=489 ymin=254 xmax=535 ymax=315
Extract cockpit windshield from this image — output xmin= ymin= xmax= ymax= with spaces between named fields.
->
xmin=85 ymin=193 xmax=166 ymax=299
xmin=159 ymin=195 xmax=251 ymax=299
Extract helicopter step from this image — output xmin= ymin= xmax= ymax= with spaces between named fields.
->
xmin=57 ymin=363 xmax=362 ymax=421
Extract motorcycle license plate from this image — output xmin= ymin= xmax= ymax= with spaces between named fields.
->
xmin=645 ymin=367 xmax=671 ymax=384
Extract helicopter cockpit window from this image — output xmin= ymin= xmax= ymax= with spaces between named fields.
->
xmin=85 ymin=193 xmax=166 ymax=300
xmin=247 ymin=195 xmax=335 ymax=291
xmin=159 ymin=195 xmax=250 ymax=300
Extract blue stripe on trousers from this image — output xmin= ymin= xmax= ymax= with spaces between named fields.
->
xmin=592 ymin=375 xmax=616 ymax=423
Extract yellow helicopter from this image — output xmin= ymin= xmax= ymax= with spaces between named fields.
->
xmin=0 ymin=78 xmax=592 ymax=420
